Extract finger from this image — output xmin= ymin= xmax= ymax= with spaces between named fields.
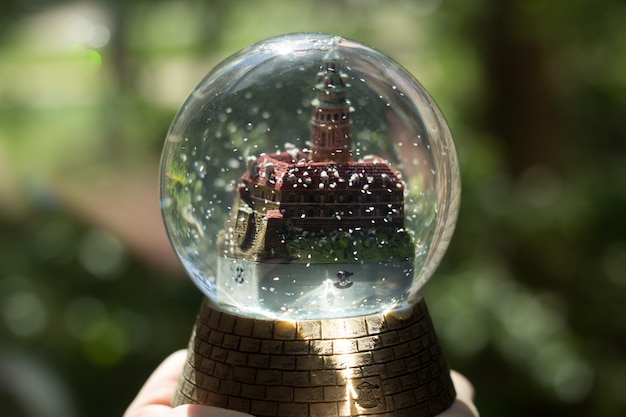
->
xmin=436 ymin=399 xmax=479 ymax=417
xmin=172 ymin=404 xmax=255 ymax=417
xmin=127 ymin=398 xmax=256 ymax=417
xmin=436 ymin=371 xmax=479 ymax=417
xmin=450 ymin=370 xmax=475 ymax=402
xmin=124 ymin=349 xmax=188 ymax=417
xmin=124 ymin=350 xmax=255 ymax=417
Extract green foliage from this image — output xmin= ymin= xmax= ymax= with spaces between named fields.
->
xmin=285 ymin=225 xmax=415 ymax=263
xmin=0 ymin=210 xmax=200 ymax=417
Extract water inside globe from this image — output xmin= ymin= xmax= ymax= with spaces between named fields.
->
xmin=160 ymin=33 xmax=460 ymax=319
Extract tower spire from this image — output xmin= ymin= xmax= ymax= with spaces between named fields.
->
xmin=310 ymin=49 xmax=352 ymax=162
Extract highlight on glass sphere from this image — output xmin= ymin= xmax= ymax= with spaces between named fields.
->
xmin=160 ymin=33 xmax=460 ymax=319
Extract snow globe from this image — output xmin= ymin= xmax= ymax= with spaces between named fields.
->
xmin=160 ymin=33 xmax=460 ymax=416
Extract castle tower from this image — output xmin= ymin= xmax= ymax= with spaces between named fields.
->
xmin=310 ymin=50 xmax=353 ymax=162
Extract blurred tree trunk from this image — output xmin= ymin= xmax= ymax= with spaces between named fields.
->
xmin=99 ymin=0 xmax=135 ymax=162
xmin=482 ymin=0 xmax=561 ymax=176
xmin=109 ymin=0 xmax=135 ymax=93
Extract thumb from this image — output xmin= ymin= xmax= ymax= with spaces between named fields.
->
xmin=172 ymin=404 xmax=255 ymax=417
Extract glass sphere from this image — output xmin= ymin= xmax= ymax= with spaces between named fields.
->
xmin=160 ymin=33 xmax=460 ymax=319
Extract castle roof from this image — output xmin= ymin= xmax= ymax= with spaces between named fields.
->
xmin=243 ymin=151 xmax=404 ymax=193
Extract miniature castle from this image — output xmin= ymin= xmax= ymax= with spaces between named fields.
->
xmin=221 ymin=51 xmax=407 ymax=263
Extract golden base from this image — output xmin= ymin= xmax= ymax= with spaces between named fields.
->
xmin=173 ymin=297 xmax=455 ymax=417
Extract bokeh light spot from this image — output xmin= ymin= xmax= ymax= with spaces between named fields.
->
xmin=2 ymin=291 xmax=47 ymax=337
xmin=64 ymin=295 xmax=107 ymax=339
xmin=81 ymin=319 xmax=128 ymax=366
xmin=78 ymin=229 xmax=126 ymax=279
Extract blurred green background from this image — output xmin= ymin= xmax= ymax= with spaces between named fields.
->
xmin=1 ymin=0 xmax=624 ymax=416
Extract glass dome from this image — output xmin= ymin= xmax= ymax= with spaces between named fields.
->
xmin=160 ymin=33 xmax=460 ymax=319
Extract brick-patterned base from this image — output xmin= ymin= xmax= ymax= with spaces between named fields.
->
xmin=173 ymin=297 xmax=455 ymax=417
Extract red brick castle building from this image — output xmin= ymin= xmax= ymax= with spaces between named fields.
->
xmin=221 ymin=50 xmax=407 ymax=263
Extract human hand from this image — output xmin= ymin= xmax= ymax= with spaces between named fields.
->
xmin=123 ymin=349 xmax=253 ymax=417
xmin=124 ymin=350 xmax=478 ymax=417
